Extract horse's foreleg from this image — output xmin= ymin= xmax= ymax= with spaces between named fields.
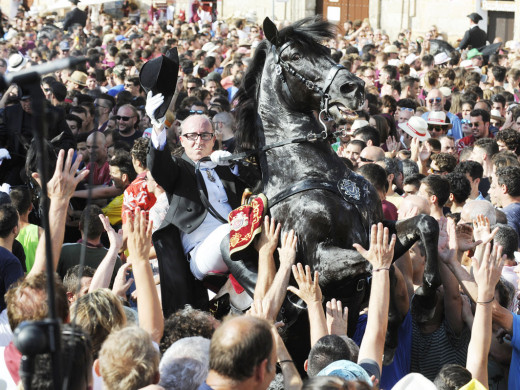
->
xmin=384 ymin=215 xmax=441 ymax=322
xmin=314 ymin=244 xmax=370 ymax=337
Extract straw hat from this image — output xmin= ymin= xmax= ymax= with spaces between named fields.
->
xmin=68 ymin=71 xmax=88 ymax=87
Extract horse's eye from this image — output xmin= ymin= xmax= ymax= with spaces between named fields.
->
xmin=291 ymin=53 xmax=301 ymax=61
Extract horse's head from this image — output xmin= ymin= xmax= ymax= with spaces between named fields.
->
xmin=263 ymin=17 xmax=365 ymax=124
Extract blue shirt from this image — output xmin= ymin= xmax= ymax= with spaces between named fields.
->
xmin=503 ymin=202 xmax=520 ymax=248
xmin=352 ymin=311 xmax=412 ymax=388
xmin=509 ymin=313 xmax=520 ymax=390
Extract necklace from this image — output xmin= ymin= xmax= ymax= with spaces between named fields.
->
xmin=205 ymin=169 xmax=216 ymax=183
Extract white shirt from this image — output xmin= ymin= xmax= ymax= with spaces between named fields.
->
xmin=151 ymin=130 xmax=232 ymax=255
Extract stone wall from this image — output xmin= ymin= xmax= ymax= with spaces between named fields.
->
xmin=175 ymin=0 xmax=316 ymax=24
xmin=370 ymin=0 xmax=482 ymax=45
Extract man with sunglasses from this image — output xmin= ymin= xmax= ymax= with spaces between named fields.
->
xmin=456 ymin=109 xmax=493 ymax=153
xmin=422 ymin=88 xmax=463 ymax=140
xmin=147 ymin=102 xmax=250 ymax=315
xmin=115 ymin=104 xmax=143 ymax=148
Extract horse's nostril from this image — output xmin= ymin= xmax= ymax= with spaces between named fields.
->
xmin=340 ymin=83 xmax=355 ymax=95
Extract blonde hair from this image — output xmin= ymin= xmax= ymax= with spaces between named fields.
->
xmin=99 ymin=326 xmax=160 ymax=390
xmin=71 ymin=288 xmax=126 ymax=358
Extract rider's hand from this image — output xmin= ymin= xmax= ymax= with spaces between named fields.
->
xmin=210 ymin=150 xmax=232 ymax=166
xmin=146 ymin=91 xmax=166 ymax=129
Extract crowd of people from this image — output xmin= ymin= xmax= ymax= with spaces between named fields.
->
xmin=0 ymin=1 xmax=518 ymax=389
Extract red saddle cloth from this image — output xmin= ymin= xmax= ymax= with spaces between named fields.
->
xmin=228 ymin=193 xmax=267 ymax=261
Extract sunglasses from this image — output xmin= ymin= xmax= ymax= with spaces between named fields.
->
xmin=182 ymin=132 xmax=214 ymax=141
xmin=428 ymin=97 xmax=442 ymax=104
xmin=190 ymin=110 xmax=205 ymax=115
xmin=428 ymin=126 xmax=445 ymax=132
xmin=359 ymin=156 xmax=374 ymax=163
xmin=124 ymin=83 xmax=135 ymax=88
xmin=399 ymin=107 xmax=414 ymax=112
xmin=115 ymin=115 xmax=136 ymax=121
xmin=461 ymin=119 xmax=470 ymax=124
xmin=469 ymin=122 xmax=481 ymax=128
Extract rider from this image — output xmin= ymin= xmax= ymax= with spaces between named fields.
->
xmin=146 ymin=91 xmax=250 ymax=316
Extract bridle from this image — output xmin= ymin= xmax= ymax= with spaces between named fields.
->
xmin=272 ymin=40 xmax=345 ymax=118
xmin=217 ymin=40 xmax=348 ymax=165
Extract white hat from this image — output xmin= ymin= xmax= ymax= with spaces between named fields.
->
xmin=383 ymin=44 xmax=399 ymax=54
xmin=434 ymin=52 xmax=450 ymax=65
xmin=404 ymin=53 xmax=419 ymax=65
xmin=398 ymin=116 xmax=430 ymax=141
xmin=392 ymin=373 xmax=437 ymax=390
xmin=426 ymin=110 xmax=448 ymax=125
xmin=201 ymin=42 xmax=217 ymax=54
xmin=7 ymin=53 xmax=28 ymax=73
xmin=351 ymin=119 xmax=369 ymax=131
xmin=490 ymin=109 xmax=505 ymax=123
xmin=388 ymin=59 xmax=401 ymax=66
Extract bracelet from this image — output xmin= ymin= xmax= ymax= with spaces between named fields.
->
xmin=477 ymin=297 xmax=495 ymax=305
xmin=277 ymin=360 xmax=294 ymax=365
xmin=373 ymin=267 xmax=390 ymax=272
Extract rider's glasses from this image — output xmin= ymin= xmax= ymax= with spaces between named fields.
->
xmin=182 ymin=132 xmax=214 ymax=141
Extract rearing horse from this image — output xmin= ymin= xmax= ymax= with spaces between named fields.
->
xmin=222 ymin=16 xmax=441 ymax=364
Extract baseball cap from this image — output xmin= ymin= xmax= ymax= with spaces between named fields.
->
xmin=467 ymin=48 xmax=483 ymax=60
xmin=316 ymin=360 xmax=373 ymax=386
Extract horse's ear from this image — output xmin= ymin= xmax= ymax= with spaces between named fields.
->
xmin=263 ymin=17 xmax=279 ymax=46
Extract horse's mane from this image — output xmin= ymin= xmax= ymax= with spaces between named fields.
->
xmin=234 ymin=16 xmax=336 ymax=152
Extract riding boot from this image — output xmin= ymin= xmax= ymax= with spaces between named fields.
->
xmin=220 ymin=234 xmax=258 ymax=297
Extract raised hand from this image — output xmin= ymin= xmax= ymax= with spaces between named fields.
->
xmin=254 ymin=215 xmax=281 ymax=254
xmin=124 ymin=208 xmax=153 ymax=263
xmin=472 ymin=243 xmax=505 ymax=302
xmin=326 ymin=298 xmax=349 ymax=336
xmin=353 ymin=223 xmax=396 ymax=270
xmin=43 ymin=149 xmax=89 ymax=201
xmin=287 ymin=263 xmax=322 ymax=305
xmin=455 ymin=223 xmax=481 ymax=252
xmin=472 ymin=215 xmax=499 ymax=247
xmin=99 ymin=213 xmax=123 ymax=252
xmin=278 ymin=230 xmax=298 ymax=267
xmin=146 ymin=91 xmax=166 ymax=128
xmin=112 ymin=262 xmax=134 ymax=299
xmin=386 ymin=135 xmax=399 ymax=157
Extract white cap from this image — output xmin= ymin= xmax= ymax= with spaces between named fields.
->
xmin=434 ymin=52 xmax=450 ymax=65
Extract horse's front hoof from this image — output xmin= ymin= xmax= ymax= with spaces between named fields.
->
xmin=383 ymin=346 xmax=397 ymax=366
xmin=412 ymin=287 xmax=438 ymax=322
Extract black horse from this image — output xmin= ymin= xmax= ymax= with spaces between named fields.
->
xmin=222 ymin=16 xmax=441 ymax=365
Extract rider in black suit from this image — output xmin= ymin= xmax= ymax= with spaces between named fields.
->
xmin=147 ymin=113 xmax=250 ymax=317
xmin=62 ymin=0 xmax=87 ymax=31
xmin=458 ymin=12 xmax=487 ymax=50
